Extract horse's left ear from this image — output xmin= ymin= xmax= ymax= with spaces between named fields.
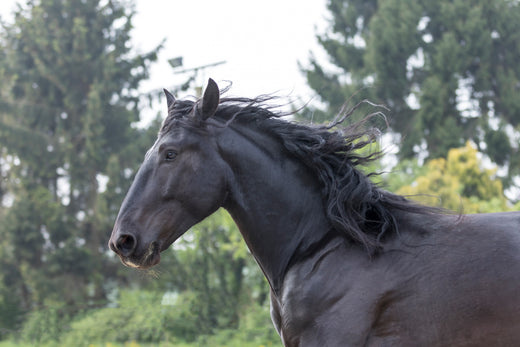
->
xmin=163 ymin=88 xmax=176 ymax=115
xmin=196 ymin=78 xmax=220 ymax=121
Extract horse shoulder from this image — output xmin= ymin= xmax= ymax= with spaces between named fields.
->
xmin=274 ymin=237 xmax=407 ymax=346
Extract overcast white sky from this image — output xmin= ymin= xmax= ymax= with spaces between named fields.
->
xmin=1 ymin=0 xmax=329 ymax=115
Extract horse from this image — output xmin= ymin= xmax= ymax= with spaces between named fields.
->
xmin=109 ymin=78 xmax=520 ymax=346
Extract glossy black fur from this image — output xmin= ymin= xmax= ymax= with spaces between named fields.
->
xmin=110 ymin=79 xmax=520 ymax=346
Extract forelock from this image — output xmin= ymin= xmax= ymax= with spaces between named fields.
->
xmin=160 ymin=99 xmax=196 ymax=135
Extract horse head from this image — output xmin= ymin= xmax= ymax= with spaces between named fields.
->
xmin=108 ymin=79 xmax=230 ymax=268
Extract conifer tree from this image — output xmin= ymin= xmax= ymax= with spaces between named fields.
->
xmin=305 ymin=0 xmax=520 ymax=183
xmin=0 ymin=0 xmax=160 ymax=324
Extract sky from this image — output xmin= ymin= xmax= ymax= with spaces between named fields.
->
xmin=0 ymin=0 xmax=329 ymax=117
xmin=133 ymin=1 xmax=328 ymax=97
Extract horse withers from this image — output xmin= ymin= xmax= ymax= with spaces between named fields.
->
xmin=109 ymin=79 xmax=520 ymax=346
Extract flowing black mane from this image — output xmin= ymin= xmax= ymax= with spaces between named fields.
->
xmin=161 ymin=96 xmax=438 ymax=253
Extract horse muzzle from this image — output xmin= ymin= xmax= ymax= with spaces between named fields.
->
xmin=109 ymin=232 xmax=161 ymax=269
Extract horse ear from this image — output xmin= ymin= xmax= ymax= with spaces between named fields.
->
xmin=197 ymin=78 xmax=220 ymax=121
xmin=163 ymin=88 xmax=176 ymax=112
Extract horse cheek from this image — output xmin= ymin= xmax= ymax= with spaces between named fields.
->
xmin=163 ymin=158 xmax=222 ymax=219
xmin=190 ymin=161 xmax=227 ymax=214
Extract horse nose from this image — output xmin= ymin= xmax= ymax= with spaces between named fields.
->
xmin=110 ymin=233 xmax=137 ymax=257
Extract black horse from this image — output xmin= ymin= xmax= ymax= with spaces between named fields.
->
xmin=109 ymin=79 xmax=520 ymax=346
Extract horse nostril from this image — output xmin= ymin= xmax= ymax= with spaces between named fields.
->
xmin=115 ymin=233 xmax=137 ymax=257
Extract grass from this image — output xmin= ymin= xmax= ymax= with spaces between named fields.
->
xmin=0 ymin=340 xmax=278 ymax=347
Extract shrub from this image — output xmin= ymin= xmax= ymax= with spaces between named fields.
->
xmin=19 ymin=306 xmax=68 ymax=345
xmin=60 ymin=290 xmax=199 ymax=346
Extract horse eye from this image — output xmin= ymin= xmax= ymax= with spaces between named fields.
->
xmin=165 ymin=150 xmax=177 ymax=161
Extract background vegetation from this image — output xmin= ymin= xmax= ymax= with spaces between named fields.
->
xmin=0 ymin=0 xmax=518 ymax=346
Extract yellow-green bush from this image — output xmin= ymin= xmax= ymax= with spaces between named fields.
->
xmin=395 ymin=142 xmax=516 ymax=213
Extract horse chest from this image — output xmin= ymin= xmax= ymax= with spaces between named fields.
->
xmin=272 ymin=245 xmax=391 ymax=346
xmin=272 ymin=292 xmax=372 ymax=347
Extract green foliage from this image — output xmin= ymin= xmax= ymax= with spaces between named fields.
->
xmin=306 ymin=0 xmax=520 ymax=181
xmin=9 ymin=288 xmax=279 ymax=347
xmin=393 ymin=142 xmax=515 ymax=213
xmin=60 ymin=290 xmax=199 ymax=345
xmin=0 ymin=0 xmax=160 ymax=325
xmin=19 ymin=306 xmax=69 ymax=345
xmin=195 ymin=302 xmax=281 ymax=347
xmin=0 ymin=342 xmax=56 ymax=347
xmin=0 ymin=269 xmax=23 ymax=338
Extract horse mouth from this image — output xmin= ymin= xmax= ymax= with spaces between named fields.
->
xmin=120 ymin=241 xmax=161 ymax=269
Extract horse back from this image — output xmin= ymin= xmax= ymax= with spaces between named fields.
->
xmin=368 ymin=211 xmax=520 ymax=346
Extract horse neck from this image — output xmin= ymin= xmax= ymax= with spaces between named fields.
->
xmin=217 ymin=124 xmax=332 ymax=293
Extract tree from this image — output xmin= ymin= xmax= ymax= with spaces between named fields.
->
xmin=0 ymin=0 xmax=160 ymax=329
xmin=304 ymin=0 xmax=520 ymax=183
xmin=392 ymin=142 xmax=519 ymax=213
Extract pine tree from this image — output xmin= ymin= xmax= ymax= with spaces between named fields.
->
xmin=0 ymin=0 xmax=160 ymax=325
xmin=304 ymin=0 xmax=520 ymax=183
